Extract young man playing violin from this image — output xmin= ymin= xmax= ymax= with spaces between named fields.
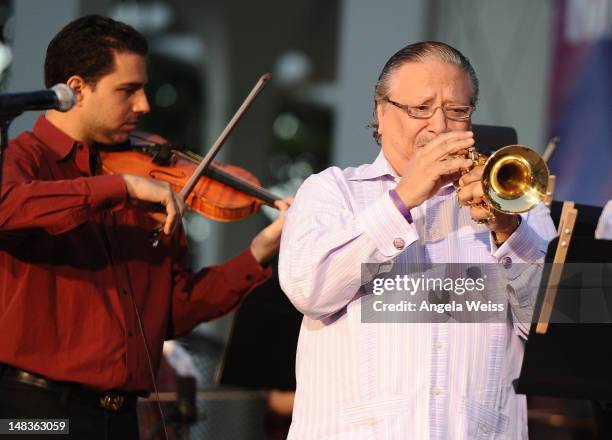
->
xmin=0 ymin=15 xmax=290 ymax=439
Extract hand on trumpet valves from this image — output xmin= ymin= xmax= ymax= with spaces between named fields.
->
xmin=395 ymin=131 xmax=474 ymax=210
xmin=457 ymin=166 xmax=520 ymax=242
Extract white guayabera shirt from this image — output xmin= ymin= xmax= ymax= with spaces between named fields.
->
xmin=279 ymin=150 xmax=557 ymax=440
xmin=595 ymin=200 xmax=612 ymax=240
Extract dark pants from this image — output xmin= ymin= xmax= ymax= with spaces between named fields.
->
xmin=0 ymin=378 xmax=139 ymax=440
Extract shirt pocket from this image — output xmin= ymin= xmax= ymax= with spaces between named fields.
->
xmin=334 ymin=395 xmax=414 ymax=438
xmin=463 ymin=397 xmax=510 ymax=439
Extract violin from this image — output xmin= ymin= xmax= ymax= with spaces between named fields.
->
xmin=101 ymin=74 xmax=279 ymax=223
xmin=100 ymin=131 xmax=281 ymax=222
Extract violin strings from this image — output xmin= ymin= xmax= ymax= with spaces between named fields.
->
xmin=127 ymin=136 xmax=280 ymax=205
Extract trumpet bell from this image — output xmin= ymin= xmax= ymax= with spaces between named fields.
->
xmin=482 ymin=145 xmax=549 ymax=214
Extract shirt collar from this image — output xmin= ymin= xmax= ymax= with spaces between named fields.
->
xmin=346 ymin=148 xmax=456 ymax=194
xmin=347 ymin=149 xmax=399 ymax=181
xmin=32 ymin=115 xmax=95 ymax=176
xmin=32 ymin=116 xmax=78 ymax=161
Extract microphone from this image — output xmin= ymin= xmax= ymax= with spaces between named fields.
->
xmin=0 ymin=84 xmax=77 ymax=116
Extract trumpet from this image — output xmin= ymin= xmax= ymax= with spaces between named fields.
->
xmin=461 ymin=145 xmax=549 ymax=221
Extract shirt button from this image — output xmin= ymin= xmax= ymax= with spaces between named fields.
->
xmin=500 ymin=256 xmax=512 ymax=269
xmin=367 ymin=417 xmax=378 ymax=426
xmin=128 ymin=330 xmax=133 ymax=337
xmin=246 ymin=274 xmax=254 ymax=282
xmin=432 ymin=387 xmax=442 ymax=396
xmin=434 ymin=342 xmax=443 ymax=350
xmin=393 ymin=237 xmax=405 ymax=250
xmin=121 ymin=288 xmax=128 ymax=296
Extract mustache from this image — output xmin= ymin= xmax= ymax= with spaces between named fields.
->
xmin=415 ymin=136 xmax=433 ymax=148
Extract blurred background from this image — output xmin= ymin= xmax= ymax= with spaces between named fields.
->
xmin=1 ymin=0 xmax=609 ymax=438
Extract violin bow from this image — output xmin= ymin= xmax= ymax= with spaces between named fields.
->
xmin=150 ymin=73 xmax=271 ymax=248
xmin=179 ymin=73 xmax=271 ymax=202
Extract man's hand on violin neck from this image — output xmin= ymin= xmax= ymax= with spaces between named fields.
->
xmin=122 ymin=174 xmax=185 ymax=235
xmin=395 ymin=131 xmax=474 ymax=210
xmin=250 ymin=197 xmax=293 ymax=266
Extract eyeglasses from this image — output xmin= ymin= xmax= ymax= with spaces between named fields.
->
xmin=383 ymin=98 xmax=475 ymax=121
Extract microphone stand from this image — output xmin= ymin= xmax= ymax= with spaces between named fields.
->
xmin=0 ymin=111 xmax=21 ymax=188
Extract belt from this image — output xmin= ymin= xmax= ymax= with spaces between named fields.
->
xmin=0 ymin=364 xmax=138 ymax=412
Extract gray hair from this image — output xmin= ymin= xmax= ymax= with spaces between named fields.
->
xmin=369 ymin=41 xmax=479 ymax=145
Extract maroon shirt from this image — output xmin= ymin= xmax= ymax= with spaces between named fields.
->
xmin=0 ymin=116 xmax=271 ymax=392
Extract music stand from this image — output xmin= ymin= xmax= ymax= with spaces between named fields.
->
xmin=515 ymin=202 xmax=612 ymax=400
xmin=0 ymin=111 xmax=23 ymax=186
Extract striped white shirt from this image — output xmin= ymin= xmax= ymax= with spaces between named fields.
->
xmin=279 ymin=150 xmax=557 ymax=439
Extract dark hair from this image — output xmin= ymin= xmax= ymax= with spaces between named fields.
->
xmin=369 ymin=41 xmax=479 ymax=145
xmin=44 ymin=14 xmax=148 ymax=88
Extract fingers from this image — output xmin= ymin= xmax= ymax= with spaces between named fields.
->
xmin=457 ymin=180 xmax=484 ymax=206
xmin=416 ymin=131 xmax=475 ymax=179
xmin=274 ymin=196 xmax=294 ymax=214
xmin=458 ymin=166 xmax=484 ymax=186
xmin=435 ymin=137 xmax=475 ymax=162
xmin=269 ymin=197 xmax=294 ymax=233
xmin=424 ymin=131 xmax=474 ymax=161
xmin=148 ymin=212 xmax=167 ymax=225
xmin=455 ymin=170 xmax=495 ymax=225
xmin=162 ymin=186 xmax=185 ymax=235
xmin=425 ymin=130 xmax=473 ymax=150
xmin=122 ymin=175 xmax=186 ymax=235
xmin=436 ymin=156 xmax=473 ymax=176
xmin=456 ymin=165 xmax=484 ymax=208
xmin=438 ymin=171 xmax=462 ymax=188
xmin=173 ymin=191 xmax=186 ymax=217
xmin=161 ymin=190 xmax=178 ymax=236
xmin=250 ymin=197 xmax=293 ymax=265
xmin=469 ymin=205 xmax=490 ymax=223
xmin=454 ymin=148 xmax=470 ymax=158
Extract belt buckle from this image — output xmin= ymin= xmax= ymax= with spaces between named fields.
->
xmin=99 ymin=393 xmax=125 ymax=411
xmin=17 ymin=371 xmax=50 ymax=389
